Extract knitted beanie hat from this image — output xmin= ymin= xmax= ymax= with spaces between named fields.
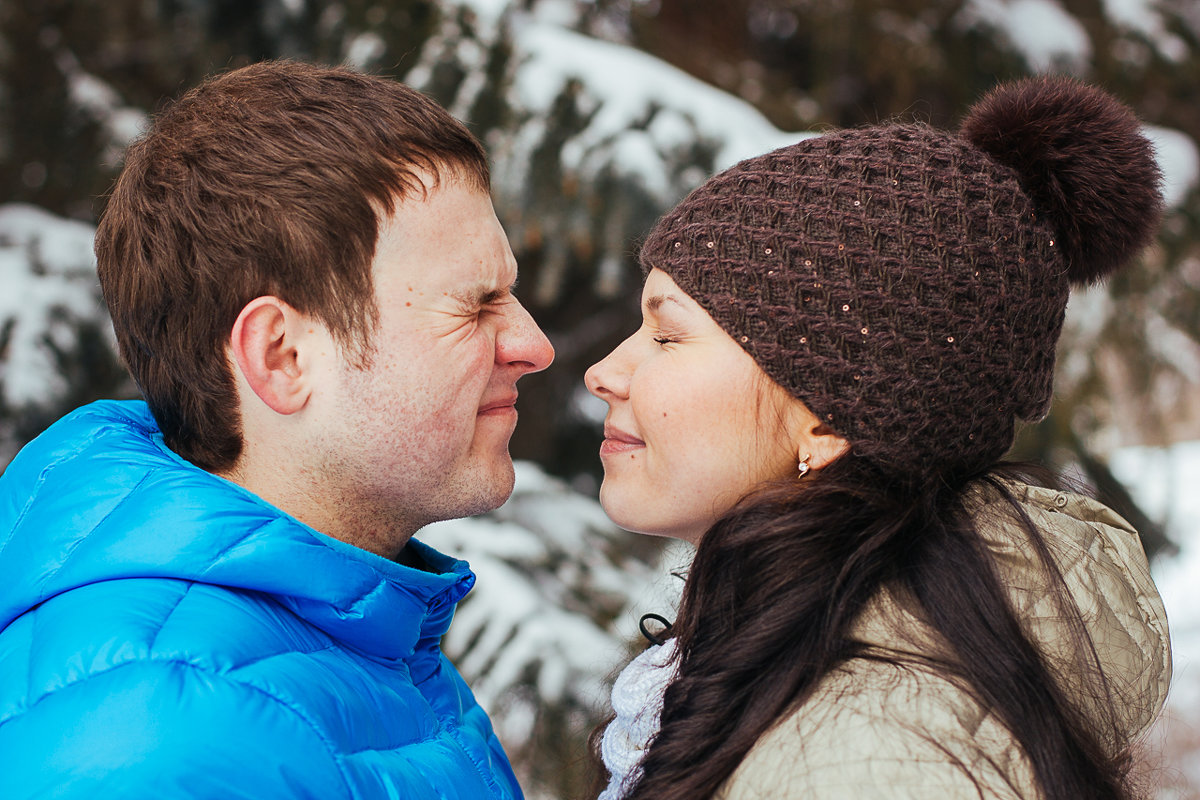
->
xmin=640 ymin=77 xmax=1162 ymax=480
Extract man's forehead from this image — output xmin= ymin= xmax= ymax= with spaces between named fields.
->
xmin=372 ymin=179 xmax=517 ymax=297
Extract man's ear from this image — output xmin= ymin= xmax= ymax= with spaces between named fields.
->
xmin=228 ymin=296 xmax=318 ymax=415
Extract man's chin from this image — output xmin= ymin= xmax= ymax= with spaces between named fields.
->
xmin=482 ymin=460 xmax=517 ymax=509
xmin=451 ymin=458 xmax=516 ymax=518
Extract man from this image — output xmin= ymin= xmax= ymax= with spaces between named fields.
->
xmin=0 ymin=61 xmax=552 ymax=798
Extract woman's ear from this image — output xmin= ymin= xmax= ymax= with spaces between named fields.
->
xmin=784 ymin=394 xmax=850 ymax=474
xmin=228 ymin=296 xmax=318 ymax=415
xmin=803 ymin=423 xmax=851 ymax=472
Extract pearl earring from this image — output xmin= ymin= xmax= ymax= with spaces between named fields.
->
xmin=798 ymin=453 xmax=812 ymax=478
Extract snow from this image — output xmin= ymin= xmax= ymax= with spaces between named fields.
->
xmin=54 ymin=48 xmax=148 ymax=158
xmin=410 ymin=2 xmax=813 ymax=209
xmin=571 ymin=383 xmax=610 ymax=425
xmin=957 ymin=0 xmax=1092 ymax=72
xmin=1145 ymin=313 xmax=1200 ymax=384
xmin=0 ymin=204 xmax=107 ymax=408
xmin=957 ymin=0 xmax=1191 ymax=71
xmin=1145 ymin=125 xmax=1200 ymax=208
xmin=455 ymin=0 xmax=518 ymax=27
xmin=1058 ymin=283 xmax=1113 ymax=388
xmin=344 ymin=32 xmax=387 ymax=69
xmin=1059 ymin=267 xmax=1200 ymax=450
xmin=512 ymin=19 xmax=809 ymax=185
xmin=1102 ymin=0 xmax=1190 ymax=62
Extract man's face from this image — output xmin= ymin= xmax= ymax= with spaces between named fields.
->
xmin=313 ymin=178 xmax=553 ymax=539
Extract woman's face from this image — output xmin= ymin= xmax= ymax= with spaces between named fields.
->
xmin=585 ymin=268 xmax=821 ymax=543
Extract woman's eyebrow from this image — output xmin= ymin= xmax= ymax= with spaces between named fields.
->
xmin=644 ymin=294 xmax=686 ymax=313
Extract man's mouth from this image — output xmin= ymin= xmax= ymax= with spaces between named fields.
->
xmin=478 ymin=395 xmax=519 ymax=415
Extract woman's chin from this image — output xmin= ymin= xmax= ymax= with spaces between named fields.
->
xmin=597 ymin=496 xmax=647 ymax=535
xmin=598 ymin=492 xmax=704 ymax=542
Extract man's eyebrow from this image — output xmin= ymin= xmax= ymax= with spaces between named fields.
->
xmin=453 ymin=278 xmax=518 ymax=307
xmin=644 ymin=294 xmax=686 ymax=312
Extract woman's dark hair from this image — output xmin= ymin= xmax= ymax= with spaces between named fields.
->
xmin=605 ymin=457 xmax=1135 ymax=800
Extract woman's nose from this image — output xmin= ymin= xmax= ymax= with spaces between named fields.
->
xmin=584 ymin=337 xmax=633 ymax=401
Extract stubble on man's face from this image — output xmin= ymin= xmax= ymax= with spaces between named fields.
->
xmin=311 ymin=180 xmax=553 ymax=554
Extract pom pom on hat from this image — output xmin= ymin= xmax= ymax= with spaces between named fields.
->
xmin=960 ymin=75 xmax=1163 ymax=286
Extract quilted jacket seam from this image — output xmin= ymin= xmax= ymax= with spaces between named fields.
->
xmin=194 ymin=519 xmax=277 ymax=579
xmin=1 ymin=657 xmax=356 ymax=799
xmin=39 ymin=468 xmax=158 ymax=594
xmin=148 ymin=582 xmax=195 ymax=652
xmin=1 ymin=433 xmax=140 ymax=562
xmin=440 ymin=715 xmax=507 ymax=799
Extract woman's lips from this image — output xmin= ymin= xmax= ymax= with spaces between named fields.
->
xmin=600 ymin=425 xmax=645 ymax=457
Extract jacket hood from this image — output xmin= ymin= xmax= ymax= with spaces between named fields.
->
xmin=0 ymin=400 xmax=475 ymax=664
xmin=855 ymin=479 xmax=1172 ymax=748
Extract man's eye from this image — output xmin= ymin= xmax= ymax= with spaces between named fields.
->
xmin=652 ymin=336 xmax=675 ymax=345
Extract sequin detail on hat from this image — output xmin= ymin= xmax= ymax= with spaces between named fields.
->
xmin=637 ymin=79 xmax=1161 ymax=478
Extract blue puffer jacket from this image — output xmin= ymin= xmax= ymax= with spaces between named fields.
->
xmin=0 ymin=400 xmax=523 ymax=799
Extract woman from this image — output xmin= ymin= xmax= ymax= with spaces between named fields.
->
xmin=585 ymin=77 xmax=1172 ymax=800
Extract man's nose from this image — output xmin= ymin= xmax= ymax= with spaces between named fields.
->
xmin=498 ymin=300 xmax=554 ymax=374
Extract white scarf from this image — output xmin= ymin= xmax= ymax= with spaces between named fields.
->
xmin=598 ymin=638 xmax=678 ymax=800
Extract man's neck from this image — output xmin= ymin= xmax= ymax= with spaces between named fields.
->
xmin=217 ymin=459 xmax=418 ymax=562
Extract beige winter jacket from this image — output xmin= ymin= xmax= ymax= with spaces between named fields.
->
xmin=716 ymin=481 xmax=1172 ymax=800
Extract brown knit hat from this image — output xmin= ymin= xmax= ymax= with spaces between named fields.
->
xmin=640 ymin=77 xmax=1162 ymax=480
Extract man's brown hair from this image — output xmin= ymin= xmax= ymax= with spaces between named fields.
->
xmin=95 ymin=60 xmax=490 ymax=471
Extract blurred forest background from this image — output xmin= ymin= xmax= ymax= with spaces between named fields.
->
xmin=2 ymin=0 xmax=1199 ymax=797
